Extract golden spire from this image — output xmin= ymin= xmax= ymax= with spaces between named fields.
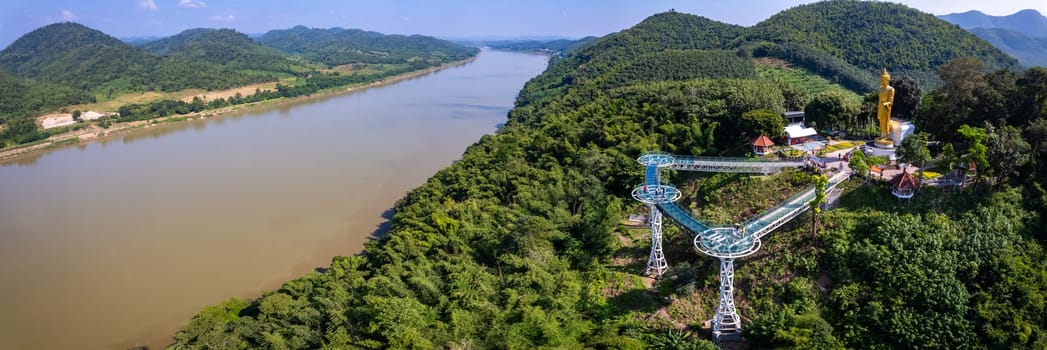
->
xmin=881 ymin=68 xmax=890 ymax=80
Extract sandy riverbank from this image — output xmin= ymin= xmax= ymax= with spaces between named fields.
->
xmin=0 ymin=56 xmax=477 ymax=162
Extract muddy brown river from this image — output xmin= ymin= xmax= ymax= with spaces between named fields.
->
xmin=0 ymin=49 xmax=548 ymax=350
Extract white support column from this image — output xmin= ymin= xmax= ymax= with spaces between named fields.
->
xmin=645 ymin=205 xmax=668 ymax=277
xmin=712 ymin=258 xmax=742 ymax=342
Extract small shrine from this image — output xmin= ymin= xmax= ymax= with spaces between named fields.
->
xmin=890 ymin=169 xmax=919 ymax=199
xmin=751 ymin=135 xmax=774 ymax=155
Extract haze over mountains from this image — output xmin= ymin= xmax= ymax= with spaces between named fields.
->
xmin=940 ymin=9 xmax=1047 ymax=67
xmin=940 ymin=9 xmax=1047 ymax=37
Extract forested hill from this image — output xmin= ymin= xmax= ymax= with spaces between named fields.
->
xmin=0 ymin=22 xmax=159 ymax=90
xmin=517 ymin=12 xmax=748 ymax=105
xmin=0 ymin=22 xmax=271 ymax=92
xmin=745 ymin=1 xmax=1020 ymax=85
xmin=523 ymin=2 xmax=1018 ymax=103
xmin=257 ymin=26 xmax=479 ymax=67
xmin=140 ymin=28 xmax=312 ymax=74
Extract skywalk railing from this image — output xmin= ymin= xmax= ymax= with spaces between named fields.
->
xmin=746 ymin=172 xmax=849 ymax=238
xmin=668 ymin=155 xmax=804 ymax=174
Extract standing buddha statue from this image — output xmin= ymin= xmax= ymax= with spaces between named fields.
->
xmin=875 ymin=68 xmax=896 ymax=148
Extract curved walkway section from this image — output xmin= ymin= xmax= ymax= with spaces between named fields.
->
xmin=635 ymin=152 xmax=843 ymax=258
xmin=744 ymin=172 xmax=849 ymax=239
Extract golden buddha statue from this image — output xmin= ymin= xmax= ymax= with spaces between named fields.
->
xmin=875 ymin=68 xmax=896 ymax=148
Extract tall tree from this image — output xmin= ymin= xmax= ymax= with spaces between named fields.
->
xmin=958 ymin=124 xmax=989 ymax=183
xmin=1017 ymin=67 xmax=1047 ymax=125
xmin=804 ymin=91 xmax=859 ymax=132
xmin=919 ymin=58 xmax=989 ymax=142
xmin=739 ymin=109 xmax=785 ymax=140
xmin=985 ymin=124 xmax=1031 ymax=185
xmin=890 ymin=76 xmax=921 ymax=120
xmin=896 ymin=132 xmax=931 ymax=180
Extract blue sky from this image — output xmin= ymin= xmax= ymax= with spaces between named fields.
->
xmin=1 ymin=0 xmax=1045 ymax=47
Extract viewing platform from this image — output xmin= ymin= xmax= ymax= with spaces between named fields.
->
xmin=632 ymin=151 xmax=849 ymax=343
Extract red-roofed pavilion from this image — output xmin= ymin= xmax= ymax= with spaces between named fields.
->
xmin=751 ymin=135 xmax=775 ymax=156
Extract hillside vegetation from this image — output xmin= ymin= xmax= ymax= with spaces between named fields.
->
xmin=745 ymin=1 xmax=1019 ymax=86
xmin=0 ymin=23 xmax=268 ymax=93
xmin=171 ymin=3 xmax=1047 ymax=349
xmin=140 ymin=28 xmax=314 ymax=74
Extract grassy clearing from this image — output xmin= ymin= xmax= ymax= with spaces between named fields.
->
xmin=920 ymin=170 xmax=942 ymax=179
xmin=818 ymin=141 xmax=861 ymax=155
xmin=52 ymin=138 xmax=78 ymax=146
xmin=755 ymin=59 xmax=861 ymax=99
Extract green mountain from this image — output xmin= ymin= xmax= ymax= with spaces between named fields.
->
xmin=140 ymin=28 xmax=311 ymax=74
xmin=0 ymin=22 xmax=272 ymax=93
xmin=257 ymin=26 xmax=479 ymax=67
xmin=967 ymin=27 xmax=1047 ymax=67
xmin=518 ymin=12 xmax=748 ymax=105
xmin=523 ymin=2 xmax=1016 ymax=101
xmin=0 ymin=22 xmax=159 ymax=90
xmin=939 ymin=9 xmax=1047 ymax=38
xmin=745 ymin=1 xmax=1020 ymax=86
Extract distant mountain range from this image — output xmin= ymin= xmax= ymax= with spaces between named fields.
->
xmin=472 ymin=37 xmax=597 ymax=56
xmin=0 ymin=23 xmax=476 ymax=96
xmin=256 ymin=26 xmax=477 ymax=67
xmin=939 ymin=9 xmax=1047 ymax=38
xmin=939 ymin=9 xmax=1047 ymax=67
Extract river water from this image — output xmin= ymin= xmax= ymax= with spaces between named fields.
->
xmin=0 ymin=49 xmax=548 ymax=350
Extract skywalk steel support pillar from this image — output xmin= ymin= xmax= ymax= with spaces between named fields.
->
xmin=712 ymin=258 xmax=742 ymax=342
xmin=645 ymin=205 xmax=668 ymax=277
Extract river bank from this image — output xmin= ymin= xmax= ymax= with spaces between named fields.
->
xmin=0 ymin=56 xmax=476 ymax=162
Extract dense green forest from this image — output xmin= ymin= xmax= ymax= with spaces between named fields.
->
xmin=257 ymin=26 xmax=479 ymax=67
xmin=0 ymin=22 xmax=477 ymax=149
xmin=140 ymin=28 xmax=315 ymax=75
xmin=745 ymin=1 xmax=1020 ymax=85
xmin=0 ymin=23 xmax=269 ymax=93
xmin=170 ymin=3 xmax=1047 ymax=349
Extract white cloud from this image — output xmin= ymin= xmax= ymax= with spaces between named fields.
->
xmin=61 ymin=10 xmax=77 ymax=21
xmin=399 ymin=16 xmax=409 ymax=21
xmin=209 ymin=14 xmax=236 ymax=22
xmin=138 ymin=0 xmax=158 ymax=11
xmin=178 ymin=0 xmax=207 ymax=9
